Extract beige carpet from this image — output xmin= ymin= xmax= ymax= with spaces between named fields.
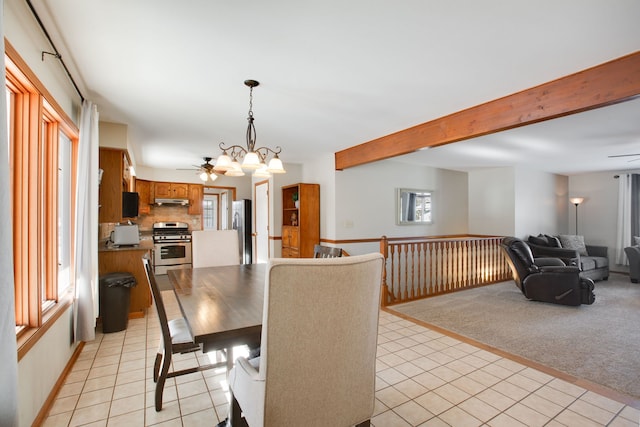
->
xmin=390 ymin=273 xmax=640 ymax=399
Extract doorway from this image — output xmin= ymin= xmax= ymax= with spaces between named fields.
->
xmin=203 ymin=186 xmax=236 ymax=230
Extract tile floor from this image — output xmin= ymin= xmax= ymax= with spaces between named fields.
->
xmin=43 ymin=291 xmax=640 ymax=427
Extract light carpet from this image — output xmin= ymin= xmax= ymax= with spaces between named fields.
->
xmin=390 ymin=273 xmax=640 ymax=399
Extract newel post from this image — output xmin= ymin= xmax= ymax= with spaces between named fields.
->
xmin=380 ymin=236 xmax=389 ymax=307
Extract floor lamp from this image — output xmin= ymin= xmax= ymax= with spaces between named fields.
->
xmin=569 ymin=197 xmax=584 ymax=235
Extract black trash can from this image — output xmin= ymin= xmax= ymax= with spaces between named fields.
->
xmin=99 ymin=272 xmax=137 ymax=333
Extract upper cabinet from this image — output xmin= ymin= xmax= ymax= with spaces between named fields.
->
xmin=188 ymin=184 xmax=203 ymax=215
xmin=99 ymin=147 xmax=133 ymax=223
xmin=135 ymin=179 xmax=152 ymax=215
xmin=153 ymin=182 xmax=189 ymax=199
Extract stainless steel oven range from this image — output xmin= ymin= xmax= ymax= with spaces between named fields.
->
xmin=152 ymin=222 xmax=192 ymax=275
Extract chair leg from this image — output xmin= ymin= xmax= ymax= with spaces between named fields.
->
xmin=229 ymin=391 xmax=248 ymax=427
xmin=153 ymin=352 xmax=162 ymax=382
xmin=355 ymin=420 xmax=370 ymax=427
xmin=155 ymin=351 xmax=172 ymax=411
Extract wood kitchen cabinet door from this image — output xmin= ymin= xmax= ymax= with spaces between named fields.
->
xmin=153 ymin=182 xmax=189 ymax=198
xmin=135 ymin=179 xmax=152 ymax=215
xmin=188 ymin=184 xmax=203 ymax=214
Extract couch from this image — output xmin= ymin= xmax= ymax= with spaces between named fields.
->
xmin=500 ymin=237 xmax=595 ymax=306
xmin=527 ymin=234 xmax=609 ymax=282
xmin=624 ymin=246 xmax=640 ymax=283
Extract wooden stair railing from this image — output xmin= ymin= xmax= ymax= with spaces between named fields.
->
xmin=379 ymin=235 xmax=511 ymax=306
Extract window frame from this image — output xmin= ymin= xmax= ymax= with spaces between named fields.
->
xmin=5 ymin=40 xmax=80 ymax=358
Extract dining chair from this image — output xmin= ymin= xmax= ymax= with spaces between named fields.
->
xmin=228 ymin=253 xmax=384 ymax=427
xmin=192 ymin=229 xmax=240 ymax=268
xmin=313 ymin=244 xmax=343 ymax=258
xmin=142 ymin=257 xmax=225 ymax=411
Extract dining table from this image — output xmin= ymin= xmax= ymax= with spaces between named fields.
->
xmin=167 ymin=263 xmax=266 ymax=353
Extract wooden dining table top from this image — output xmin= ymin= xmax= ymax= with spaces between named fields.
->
xmin=167 ymin=263 xmax=265 ymax=352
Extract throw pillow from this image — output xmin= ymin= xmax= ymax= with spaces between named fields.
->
xmin=634 ymin=236 xmax=640 ymax=246
xmin=544 ymin=234 xmax=562 ymax=248
xmin=558 ymin=234 xmax=588 ymax=256
xmin=528 ymin=235 xmax=548 ymax=246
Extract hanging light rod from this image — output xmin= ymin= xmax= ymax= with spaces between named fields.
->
xmin=213 ymin=80 xmax=286 ymax=177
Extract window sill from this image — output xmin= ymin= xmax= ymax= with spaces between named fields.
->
xmin=17 ymin=290 xmax=75 ymax=361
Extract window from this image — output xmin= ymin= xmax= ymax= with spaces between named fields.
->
xmin=203 ymin=195 xmax=219 ymax=230
xmin=5 ymin=42 xmax=79 ymax=337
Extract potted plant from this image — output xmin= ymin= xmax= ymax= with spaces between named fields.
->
xmin=293 ymin=192 xmax=300 ymax=208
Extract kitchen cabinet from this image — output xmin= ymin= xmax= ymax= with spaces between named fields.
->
xmin=135 ymin=179 xmax=152 ymax=215
xmin=281 ymin=183 xmax=319 ymax=258
xmin=98 ymin=240 xmax=154 ymax=318
xmin=188 ymin=184 xmax=203 ymax=215
xmin=99 ymin=147 xmax=133 ymax=223
xmin=153 ymin=182 xmax=189 ymax=199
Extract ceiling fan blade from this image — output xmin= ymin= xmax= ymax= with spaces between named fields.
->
xmin=608 ymin=153 xmax=640 ymax=158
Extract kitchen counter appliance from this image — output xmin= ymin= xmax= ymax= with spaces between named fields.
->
xmin=152 ymin=222 xmax=192 ymax=275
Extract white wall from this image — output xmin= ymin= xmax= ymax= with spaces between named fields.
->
xmin=514 ymin=167 xmax=568 ymax=238
xmin=468 ymin=168 xmax=515 ymax=235
xmin=333 ymin=159 xmax=468 ymax=255
xmin=6 ymin=0 xmax=83 ymax=425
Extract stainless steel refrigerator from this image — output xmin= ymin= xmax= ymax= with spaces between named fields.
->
xmin=232 ymin=199 xmax=252 ymax=264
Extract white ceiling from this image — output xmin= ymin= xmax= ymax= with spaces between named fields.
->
xmin=32 ymin=0 xmax=640 ymax=175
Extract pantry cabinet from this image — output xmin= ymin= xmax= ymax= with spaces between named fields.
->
xmin=281 ymin=183 xmax=319 ymax=258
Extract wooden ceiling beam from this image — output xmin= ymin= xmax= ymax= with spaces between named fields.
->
xmin=335 ymin=51 xmax=640 ymax=170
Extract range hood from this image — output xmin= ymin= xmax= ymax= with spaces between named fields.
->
xmin=154 ymin=198 xmax=190 ymax=206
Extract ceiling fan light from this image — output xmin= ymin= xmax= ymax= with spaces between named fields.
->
xmin=199 ymin=171 xmax=209 ymax=181
xmin=267 ymin=156 xmax=285 ymax=173
xmin=208 ymin=172 xmax=218 ymax=182
xmin=242 ymin=151 xmax=261 ymax=169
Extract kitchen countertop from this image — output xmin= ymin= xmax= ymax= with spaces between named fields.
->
xmin=99 ymin=238 xmax=154 ymax=252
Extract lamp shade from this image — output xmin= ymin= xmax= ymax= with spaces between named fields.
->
xmin=214 ymin=154 xmax=232 ymax=172
xmin=569 ymin=197 xmax=585 ymax=205
xmin=241 ymin=151 xmax=261 ymax=169
xmin=267 ymin=156 xmax=286 ymax=173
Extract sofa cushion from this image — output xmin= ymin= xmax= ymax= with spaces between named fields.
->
xmin=544 ymin=235 xmax=562 ymax=247
xmin=528 ymin=235 xmax=549 ymax=246
xmin=634 ymin=236 xmax=640 ymax=246
xmin=580 ymin=257 xmax=595 ymax=271
xmin=559 ymin=235 xmax=588 ymax=256
xmin=590 ymin=256 xmax=608 ymax=269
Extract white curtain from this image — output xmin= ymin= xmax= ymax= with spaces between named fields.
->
xmin=74 ymin=100 xmax=100 ymax=342
xmin=0 ymin=1 xmax=20 ymax=424
xmin=615 ymin=173 xmax=632 ymax=265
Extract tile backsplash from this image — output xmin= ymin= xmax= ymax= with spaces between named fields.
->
xmin=99 ymin=205 xmax=202 ymax=239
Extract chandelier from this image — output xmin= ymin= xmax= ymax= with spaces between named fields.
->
xmin=213 ymin=80 xmax=285 ymax=177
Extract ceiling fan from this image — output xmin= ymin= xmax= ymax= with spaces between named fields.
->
xmin=178 ymin=157 xmax=219 ymax=182
xmin=608 ymin=153 xmax=640 ymax=162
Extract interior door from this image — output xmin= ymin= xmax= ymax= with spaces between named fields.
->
xmin=254 ymin=180 xmax=269 ymax=263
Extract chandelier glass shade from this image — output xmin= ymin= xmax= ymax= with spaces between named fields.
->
xmin=212 ymin=80 xmax=286 ymax=177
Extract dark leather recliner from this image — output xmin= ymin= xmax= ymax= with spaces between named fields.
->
xmin=500 ymin=237 xmax=595 ymax=306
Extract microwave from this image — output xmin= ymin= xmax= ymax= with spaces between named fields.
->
xmin=111 ymin=224 xmax=140 ymax=246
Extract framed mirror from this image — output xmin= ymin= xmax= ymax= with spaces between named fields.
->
xmin=397 ymin=188 xmax=432 ymax=225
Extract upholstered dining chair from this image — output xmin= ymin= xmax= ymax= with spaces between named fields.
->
xmin=192 ymin=229 xmax=240 ymax=268
xmin=142 ymin=257 xmax=224 ymax=411
xmin=227 ymin=253 xmax=384 ymax=427
xmin=313 ymin=244 xmax=343 ymax=258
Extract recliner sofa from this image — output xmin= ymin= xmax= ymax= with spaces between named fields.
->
xmin=500 ymin=237 xmax=595 ymax=306
xmin=527 ymin=234 xmax=609 ymax=281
